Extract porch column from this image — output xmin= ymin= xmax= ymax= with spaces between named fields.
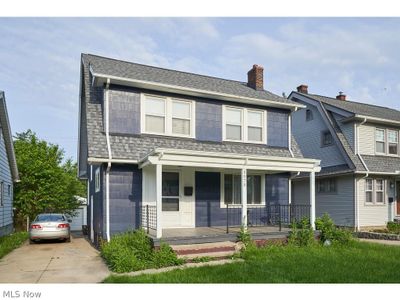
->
xmin=310 ymin=171 xmax=316 ymax=230
xmin=156 ymin=164 xmax=163 ymax=238
xmin=241 ymin=168 xmax=248 ymax=230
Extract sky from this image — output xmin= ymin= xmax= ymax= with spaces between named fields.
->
xmin=1 ymin=17 xmax=400 ymax=160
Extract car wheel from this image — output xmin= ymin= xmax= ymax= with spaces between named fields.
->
xmin=65 ymin=236 xmax=71 ymax=243
xmin=29 ymin=239 xmax=36 ymax=244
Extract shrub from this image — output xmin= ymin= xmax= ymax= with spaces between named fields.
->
xmin=237 ymin=226 xmax=253 ymax=247
xmin=153 ymin=243 xmax=184 ymax=268
xmin=387 ymin=222 xmax=400 ymax=234
xmin=315 ymin=213 xmax=353 ymax=245
xmin=288 ymin=217 xmax=316 ymax=247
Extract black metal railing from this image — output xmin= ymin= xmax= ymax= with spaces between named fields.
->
xmin=140 ymin=204 xmax=157 ymax=234
xmin=226 ymin=203 xmax=311 ymax=233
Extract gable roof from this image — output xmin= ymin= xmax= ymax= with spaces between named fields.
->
xmin=295 ymin=92 xmax=400 ymax=123
xmin=83 ymin=54 xmax=302 ymax=109
xmin=0 ymin=91 xmax=19 ymax=182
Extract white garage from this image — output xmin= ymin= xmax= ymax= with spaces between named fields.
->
xmin=68 ymin=196 xmax=87 ymax=232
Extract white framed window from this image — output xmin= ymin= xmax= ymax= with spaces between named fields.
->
xmin=388 ymin=130 xmax=398 ymax=155
xmin=365 ymin=179 xmax=373 ymax=203
xmin=220 ymin=173 xmax=265 ymax=207
xmin=141 ymin=94 xmax=195 ymax=138
xmin=375 ymin=128 xmax=386 ymax=154
xmin=223 ymin=106 xmax=266 ymax=144
xmin=95 ymin=168 xmax=100 ymax=193
xmin=375 ymin=179 xmax=384 ymax=203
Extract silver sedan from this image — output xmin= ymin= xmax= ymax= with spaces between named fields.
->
xmin=29 ymin=214 xmax=71 ymax=244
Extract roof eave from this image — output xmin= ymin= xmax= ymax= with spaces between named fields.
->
xmin=341 ymin=114 xmax=400 ymax=126
xmin=91 ymin=72 xmax=305 ymax=111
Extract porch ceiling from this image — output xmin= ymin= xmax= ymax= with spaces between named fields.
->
xmin=139 ymin=147 xmax=321 ymax=173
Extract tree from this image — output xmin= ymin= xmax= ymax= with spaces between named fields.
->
xmin=13 ymin=130 xmax=86 ymax=229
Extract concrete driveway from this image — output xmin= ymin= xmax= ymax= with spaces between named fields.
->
xmin=0 ymin=232 xmax=110 ymax=283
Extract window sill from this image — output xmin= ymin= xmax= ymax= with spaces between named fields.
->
xmin=141 ymin=131 xmax=195 ymax=139
xmin=223 ymin=139 xmax=266 ymax=145
xmin=220 ymin=204 xmax=266 ymax=209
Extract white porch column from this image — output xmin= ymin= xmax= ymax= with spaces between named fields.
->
xmin=156 ymin=164 xmax=163 ymax=238
xmin=241 ymin=168 xmax=248 ymax=230
xmin=310 ymin=171 xmax=316 ymax=230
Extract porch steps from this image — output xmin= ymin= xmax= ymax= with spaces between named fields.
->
xmin=171 ymin=241 xmax=240 ymax=260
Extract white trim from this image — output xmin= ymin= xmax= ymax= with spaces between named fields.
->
xmin=156 ymin=164 xmax=162 ymax=238
xmin=90 ymin=195 xmax=94 ymax=242
xmin=219 ymin=171 xmax=266 ymax=208
xmin=88 ymin=157 xmax=138 ymax=164
xmin=104 ymin=79 xmax=112 ymax=242
xmin=241 ymin=168 xmax=248 ymax=230
xmin=288 ymin=113 xmax=293 ymax=157
xmin=387 ymin=129 xmax=399 ymax=156
xmin=222 ymin=105 xmax=266 ymax=144
xmin=140 ymin=93 xmax=196 ymax=138
xmin=375 ymin=127 xmax=386 ymax=155
xmin=310 ymin=171 xmax=316 ymax=230
xmin=94 ymin=168 xmax=100 ymax=193
xmin=92 ymin=72 xmax=305 ymax=111
xmin=90 ymin=165 xmax=93 ymax=182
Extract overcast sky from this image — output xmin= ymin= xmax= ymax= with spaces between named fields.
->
xmin=1 ymin=18 xmax=399 ymax=160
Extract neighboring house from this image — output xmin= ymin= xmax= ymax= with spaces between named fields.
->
xmin=290 ymin=85 xmax=400 ymax=229
xmin=77 ymin=54 xmax=320 ymax=243
xmin=0 ymin=91 xmax=19 ymax=236
xmin=67 ymin=196 xmax=87 ymax=231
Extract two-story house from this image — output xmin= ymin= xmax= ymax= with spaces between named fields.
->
xmin=0 ymin=91 xmax=19 ymax=236
xmin=77 ymin=54 xmax=320 ymax=244
xmin=290 ymin=85 xmax=400 ymax=229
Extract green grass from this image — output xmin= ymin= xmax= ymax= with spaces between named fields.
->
xmin=104 ymin=241 xmax=400 ymax=283
xmin=0 ymin=231 xmax=28 ymax=259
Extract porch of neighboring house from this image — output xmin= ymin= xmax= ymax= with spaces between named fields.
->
xmin=137 ymin=148 xmax=320 ymax=244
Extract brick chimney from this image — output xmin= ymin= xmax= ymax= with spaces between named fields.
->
xmin=336 ymin=92 xmax=346 ymax=101
xmin=247 ymin=65 xmax=264 ymax=90
xmin=296 ymin=84 xmax=308 ymax=94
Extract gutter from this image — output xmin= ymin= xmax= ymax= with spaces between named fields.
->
xmin=105 ymin=78 xmax=112 ymax=242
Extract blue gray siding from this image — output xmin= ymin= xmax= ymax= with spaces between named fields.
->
xmin=196 ymin=100 xmax=222 ymax=142
xmin=109 ymin=164 xmax=142 ymax=235
xmin=267 ymin=110 xmax=288 ymax=147
xmin=0 ymin=128 xmax=13 ymax=236
xmin=266 ymin=173 xmax=289 ymax=204
xmin=109 ymin=88 xmax=141 ymax=135
xmin=292 ymin=175 xmax=355 ymax=226
xmin=90 ymin=164 xmax=104 ymax=243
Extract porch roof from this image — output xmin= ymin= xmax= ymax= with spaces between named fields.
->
xmin=139 ymin=147 xmax=321 ymax=173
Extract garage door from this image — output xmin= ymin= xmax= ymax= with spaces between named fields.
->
xmin=70 ymin=207 xmax=87 ymax=231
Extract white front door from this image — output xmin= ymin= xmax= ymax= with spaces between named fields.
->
xmin=161 ymin=169 xmax=195 ymax=228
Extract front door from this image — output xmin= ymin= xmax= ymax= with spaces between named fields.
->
xmin=397 ymin=182 xmax=400 ymax=216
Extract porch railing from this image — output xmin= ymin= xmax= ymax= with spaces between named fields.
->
xmin=226 ymin=203 xmax=311 ymax=233
xmin=140 ymin=204 xmax=157 ymax=234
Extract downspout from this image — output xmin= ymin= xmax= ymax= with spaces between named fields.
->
xmin=354 ymin=117 xmax=369 ymax=231
xmin=105 ymin=78 xmax=112 ymax=242
xmin=288 ymin=109 xmax=297 ymax=158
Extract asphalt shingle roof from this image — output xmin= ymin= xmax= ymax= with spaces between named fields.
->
xmin=303 ymin=93 xmax=400 ymax=123
xmin=361 ymin=155 xmax=400 ymax=174
xmin=84 ymin=54 xmax=298 ymax=106
xmin=81 ymin=54 xmax=304 ymax=161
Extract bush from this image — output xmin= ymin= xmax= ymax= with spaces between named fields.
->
xmin=237 ymin=226 xmax=253 ymax=247
xmin=387 ymin=222 xmax=400 ymax=234
xmin=288 ymin=218 xmax=316 ymax=247
xmin=101 ymin=229 xmax=182 ymax=273
xmin=153 ymin=243 xmax=184 ymax=268
xmin=315 ymin=213 xmax=353 ymax=245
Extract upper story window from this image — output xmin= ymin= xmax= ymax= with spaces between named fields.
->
xmin=388 ymin=130 xmax=398 ymax=155
xmin=223 ymin=106 xmax=266 ymax=144
xmin=375 ymin=128 xmax=386 ymax=154
xmin=321 ymin=130 xmax=333 ymax=147
xmin=306 ymin=109 xmax=313 ymax=121
xmin=142 ymin=94 xmax=195 ymax=138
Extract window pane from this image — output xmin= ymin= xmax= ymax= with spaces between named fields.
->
xmin=162 ymin=172 xmax=179 ymax=197
xmin=375 ymin=179 xmax=384 ymax=191
xmin=226 ymin=108 xmax=241 ymax=125
xmin=247 ymin=111 xmax=262 ymax=127
xmin=162 ymin=198 xmax=179 ymax=211
xmin=376 ymin=141 xmax=385 ymax=153
xmin=376 ymin=192 xmax=384 ymax=203
xmin=366 ymin=191 xmax=373 ymax=203
xmin=224 ymin=174 xmax=233 ymax=205
xmin=172 ymin=101 xmax=190 ymax=119
xmin=375 ymin=129 xmax=385 ymax=142
xmin=172 ymin=118 xmax=190 ymax=135
xmin=248 ymin=127 xmax=262 ymax=141
xmin=389 ymin=143 xmax=398 ymax=155
xmin=323 ymin=132 xmax=333 ymax=145
xmin=366 ymin=179 xmax=373 ymax=191
xmin=145 ymin=115 xmax=165 ymax=133
xmin=253 ymin=176 xmax=261 ymax=204
xmin=233 ymin=175 xmax=242 ymax=204
xmin=388 ymin=130 xmax=398 ymax=143
xmin=226 ymin=125 xmax=242 ymax=140
xmin=146 ymin=97 xmax=165 ymax=115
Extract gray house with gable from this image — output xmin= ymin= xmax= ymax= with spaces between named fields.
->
xmin=0 ymin=91 xmax=19 ymax=236
xmin=77 ymin=54 xmax=320 ymax=244
xmin=290 ymin=85 xmax=400 ymax=229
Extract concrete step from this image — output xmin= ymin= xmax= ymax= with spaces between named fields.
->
xmin=171 ymin=241 xmax=241 ymax=259
xmin=178 ymin=251 xmax=237 ymax=260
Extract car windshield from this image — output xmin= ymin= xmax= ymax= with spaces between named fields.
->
xmin=35 ymin=214 xmax=65 ymax=222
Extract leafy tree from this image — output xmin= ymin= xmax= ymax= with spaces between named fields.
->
xmin=13 ymin=130 xmax=86 ymax=229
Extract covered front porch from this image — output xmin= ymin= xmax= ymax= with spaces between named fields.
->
xmin=139 ymin=148 xmax=320 ymax=240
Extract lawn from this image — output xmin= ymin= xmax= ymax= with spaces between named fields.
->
xmin=104 ymin=240 xmax=400 ymax=283
xmin=0 ymin=231 xmax=28 ymax=259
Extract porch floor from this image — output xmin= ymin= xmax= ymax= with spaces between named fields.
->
xmin=149 ymin=226 xmax=290 ymax=245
